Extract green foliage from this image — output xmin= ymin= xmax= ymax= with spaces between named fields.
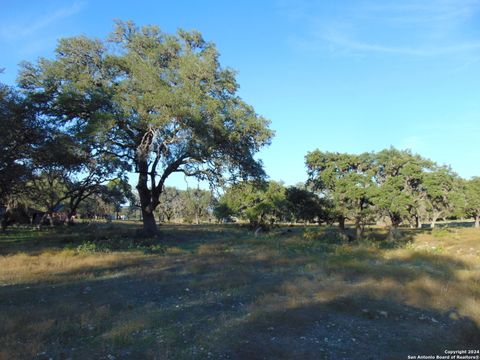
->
xmin=306 ymin=150 xmax=376 ymax=238
xmin=155 ymin=187 xmax=182 ymax=222
xmin=101 ymin=179 xmax=134 ymax=216
xmin=422 ymin=167 xmax=461 ymax=227
xmin=431 ymin=228 xmax=452 ymax=238
xmin=75 ymin=238 xmax=167 ymax=254
xmin=0 ymin=83 xmax=42 ymax=203
xmin=183 ymin=188 xmax=213 ymax=224
xmin=285 ymin=186 xmax=329 ymax=223
xmin=305 ymin=147 xmax=475 ymax=237
xmin=215 ymin=181 xmax=287 ymax=228
xmin=463 ymin=177 xmax=480 ymax=226
xmin=370 ymin=148 xmax=435 ymax=231
xmin=18 ymin=20 xmax=273 ymax=235
xmin=356 ymin=237 xmax=381 ymax=249
xmin=212 ymin=201 xmax=235 ymax=223
xmin=76 ymin=241 xmax=101 ymax=253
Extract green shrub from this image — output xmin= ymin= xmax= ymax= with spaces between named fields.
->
xmin=75 ymin=238 xmax=167 ymax=254
xmin=76 ymin=241 xmax=102 ymax=253
xmin=144 ymin=244 xmax=167 ymax=254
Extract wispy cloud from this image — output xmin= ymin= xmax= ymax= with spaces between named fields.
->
xmin=320 ymin=31 xmax=480 ymax=57
xmin=363 ymin=0 xmax=479 ymax=26
xmin=0 ymin=1 xmax=85 ymax=41
xmin=282 ymin=0 xmax=480 ymax=59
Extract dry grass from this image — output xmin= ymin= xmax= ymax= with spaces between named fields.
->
xmin=0 ymin=223 xmax=479 ymax=359
xmin=0 ymin=250 xmax=152 ymax=285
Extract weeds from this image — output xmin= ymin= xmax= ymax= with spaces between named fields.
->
xmin=75 ymin=238 xmax=167 ymax=254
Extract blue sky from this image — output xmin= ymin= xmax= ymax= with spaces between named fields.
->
xmin=2 ymin=0 xmax=480 ymax=188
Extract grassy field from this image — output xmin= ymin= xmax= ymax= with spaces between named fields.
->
xmin=0 ymin=223 xmax=479 ymax=359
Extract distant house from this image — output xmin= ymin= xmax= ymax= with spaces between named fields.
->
xmin=29 ymin=207 xmax=46 ymax=225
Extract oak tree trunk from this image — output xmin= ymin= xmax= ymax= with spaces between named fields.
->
xmin=387 ymin=214 xmax=402 ymax=241
xmin=430 ymin=212 xmax=441 ymax=229
xmin=136 ymin=158 xmax=160 ymax=237
xmin=141 ymin=207 xmax=158 ymax=237
xmin=355 ymin=220 xmax=364 ymax=240
xmin=415 ymin=215 xmax=422 ymax=229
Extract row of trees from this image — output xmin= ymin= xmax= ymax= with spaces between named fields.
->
xmin=213 ymin=148 xmax=480 ymax=239
xmin=306 ymin=148 xmax=480 ymax=239
xmin=214 ymin=181 xmax=327 ymax=228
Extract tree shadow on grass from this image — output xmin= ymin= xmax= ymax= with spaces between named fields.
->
xmin=0 ymin=223 xmax=249 ymax=256
xmin=0 ymin=252 xmax=297 ymax=359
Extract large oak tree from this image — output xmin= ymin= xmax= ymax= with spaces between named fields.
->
xmin=19 ymin=21 xmax=273 ymax=236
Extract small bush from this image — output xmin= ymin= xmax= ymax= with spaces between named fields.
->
xmin=76 ymin=241 xmax=102 ymax=253
xmin=144 ymin=244 xmax=167 ymax=254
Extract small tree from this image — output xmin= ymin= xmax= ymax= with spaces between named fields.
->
xmin=183 ymin=187 xmax=213 ymax=224
xmin=100 ymin=179 xmax=134 ymax=219
xmin=215 ymin=181 xmax=286 ymax=229
xmin=155 ymin=186 xmax=182 ymax=222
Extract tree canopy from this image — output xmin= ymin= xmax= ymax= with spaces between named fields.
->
xmin=18 ymin=20 xmax=273 ymax=235
xmin=306 ymin=151 xmax=376 ymax=239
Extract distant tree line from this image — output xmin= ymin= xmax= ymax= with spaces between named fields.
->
xmin=213 ymin=148 xmax=480 ymax=239
xmin=154 ymin=187 xmax=213 ymax=224
xmin=213 ymin=181 xmax=328 ymax=229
